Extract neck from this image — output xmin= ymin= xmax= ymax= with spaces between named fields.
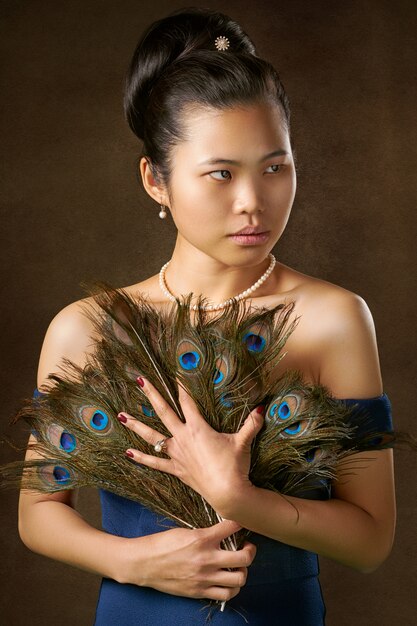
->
xmin=162 ymin=238 xmax=278 ymax=305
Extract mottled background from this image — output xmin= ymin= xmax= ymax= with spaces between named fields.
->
xmin=1 ymin=1 xmax=416 ymax=624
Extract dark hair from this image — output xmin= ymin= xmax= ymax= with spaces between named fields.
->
xmin=124 ymin=7 xmax=291 ymax=193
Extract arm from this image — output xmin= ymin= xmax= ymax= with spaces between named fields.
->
xmin=221 ymin=292 xmax=396 ymax=573
xmin=18 ymin=301 xmax=129 ymax=580
xmin=123 ymin=292 xmax=396 ymax=574
xmin=217 ymin=449 xmax=395 ymax=573
xmin=18 ymin=301 xmax=255 ymax=601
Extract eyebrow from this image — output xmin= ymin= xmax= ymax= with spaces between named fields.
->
xmin=198 ymin=149 xmax=289 ymax=167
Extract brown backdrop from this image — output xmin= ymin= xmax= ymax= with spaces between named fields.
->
xmin=1 ymin=1 xmax=416 ymax=624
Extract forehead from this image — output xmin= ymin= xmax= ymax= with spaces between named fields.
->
xmin=176 ymin=101 xmax=290 ymax=160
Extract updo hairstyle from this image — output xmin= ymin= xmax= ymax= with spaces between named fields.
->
xmin=124 ymin=7 xmax=291 ymax=193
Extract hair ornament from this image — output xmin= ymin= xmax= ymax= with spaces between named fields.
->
xmin=214 ymin=35 xmax=230 ymax=51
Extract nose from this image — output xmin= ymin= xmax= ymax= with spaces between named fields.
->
xmin=232 ymin=177 xmax=263 ymax=215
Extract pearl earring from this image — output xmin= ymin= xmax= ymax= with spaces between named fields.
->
xmin=159 ymin=204 xmax=167 ymax=219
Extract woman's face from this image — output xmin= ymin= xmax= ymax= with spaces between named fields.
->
xmin=159 ymin=101 xmax=296 ymax=266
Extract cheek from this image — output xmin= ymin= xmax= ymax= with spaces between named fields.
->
xmin=182 ymin=213 xmax=221 ymax=239
xmin=170 ymin=187 xmax=224 ymax=234
xmin=270 ymin=175 xmax=296 ymax=224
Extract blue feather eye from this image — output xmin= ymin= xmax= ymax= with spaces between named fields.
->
xmin=220 ymin=393 xmax=234 ymax=408
xmin=176 ymin=339 xmax=203 ymax=373
xmin=78 ymin=406 xmax=113 ymax=436
xmin=213 ymin=369 xmax=224 ymax=384
xmin=268 ymin=400 xmax=291 ymax=420
xmin=283 ymin=422 xmax=302 ymax=435
xmin=59 ymin=432 xmax=77 ymax=452
xmin=243 ymin=332 xmax=266 ymax=353
xmin=90 ymin=410 xmax=109 ymax=431
xmin=279 ymin=419 xmax=310 ymax=438
xmin=53 ymin=466 xmax=71 ymax=483
xmin=266 ymin=394 xmax=301 ymax=424
xmin=179 ymin=351 xmax=200 ymax=370
xmin=266 ymin=392 xmax=311 ymax=438
xmin=39 ymin=464 xmax=74 ymax=488
xmin=213 ymin=354 xmax=229 ymax=388
xmin=141 ymin=404 xmax=156 ymax=417
xmin=46 ymin=424 xmax=78 ymax=454
xmin=241 ymin=321 xmax=270 ymax=354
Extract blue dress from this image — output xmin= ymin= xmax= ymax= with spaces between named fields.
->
xmin=89 ymin=393 xmax=394 ymax=626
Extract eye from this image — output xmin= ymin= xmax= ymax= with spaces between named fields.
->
xmin=78 ymin=405 xmax=113 ymax=436
xmin=266 ymin=164 xmax=284 ymax=174
xmin=209 ymin=170 xmax=232 ymax=181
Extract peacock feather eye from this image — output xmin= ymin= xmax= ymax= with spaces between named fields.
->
xmin=242 ymin=332 xmax=266 ymax=353
xmin=213 ymin=354 xmax=229 ymax=388
xmin=213 ymin=368 xmax=224 ymax=384
xmin=283 ymin=421 xmax=302 ymax=435
xmin=278 ymin=418 xmax=310 ymax=438
xmin=78 ymin=406 xmax=113 ymax=436
xmin=53 ymin=465 xmax=71 ymax=483
xmin=59 ymin=431 xmax=77 ymax=452
xmin=241 ymin=321 xmax=270 ymax=354
xmin=220 ymin=393 xmax=234 ymax=408
xmin=39 ymin=464 xmax=74 ymax=488
xmin=180 ymin=351 xmax=200 ymax=370
xmin=265 ymin=392 xmax=312 ymax=437
xmin=46 ymin=424 xmax=77 ymax=454
xmin=176 ymin=339 xmax=203 ymax=373
xmin=141 ymin=404 xmax=156 ymax=417
xmin=266 ymin=393 xmax=301 ymax=425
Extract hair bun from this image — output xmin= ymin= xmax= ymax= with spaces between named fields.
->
xmin=124 ymin=8 xmax=256 ymax=140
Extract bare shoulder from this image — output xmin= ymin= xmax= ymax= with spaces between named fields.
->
xmin=37 ymin=295 xmax=102 ymax=389
xmin=36 ymin=273 xmax=162 ymax=391
xmin=299 ymin=272 xmax=373 ymax=333
xmin=275 ymin=264 xmax=383 ymax=397
xmin=275 ymin=263 xmax=373 ymax=334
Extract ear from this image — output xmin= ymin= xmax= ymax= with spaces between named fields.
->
xmin=139 ymin=157 xmax=171 ymax=208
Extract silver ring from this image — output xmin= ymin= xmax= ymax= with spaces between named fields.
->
xmin=154 ymin=438 xmax=169 ymax=453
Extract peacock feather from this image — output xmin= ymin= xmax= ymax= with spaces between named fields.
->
xmin=1 ymin=281 xmax=410 ymax=613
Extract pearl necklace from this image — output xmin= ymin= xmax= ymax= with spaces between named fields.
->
xmin=158 ymin=253 xmax=276 ymax=311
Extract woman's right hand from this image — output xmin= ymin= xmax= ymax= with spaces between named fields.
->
xmin=121 ymin=519 xmax=256 ymax=602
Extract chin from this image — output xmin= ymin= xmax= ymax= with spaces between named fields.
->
xmin=219 ymin=248 xmax=273 ymax=268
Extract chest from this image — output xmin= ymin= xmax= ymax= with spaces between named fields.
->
xmin=265 ymin=304 xmax=321 ymax=387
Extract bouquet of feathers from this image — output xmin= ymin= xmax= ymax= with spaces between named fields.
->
xmin=0 ymin=282 xmax=405 ymax=612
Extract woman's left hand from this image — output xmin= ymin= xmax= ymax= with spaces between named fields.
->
xmin=117 ymin=376 xmax=265 ymax=515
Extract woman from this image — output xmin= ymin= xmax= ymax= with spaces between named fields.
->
xmin=17 ymin=7 xmax=395 ymax=625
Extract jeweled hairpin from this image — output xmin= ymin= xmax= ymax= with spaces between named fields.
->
xmin=214 ymin=36 xmax=230 ymax=51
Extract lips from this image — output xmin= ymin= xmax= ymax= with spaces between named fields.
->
xmin=231 ymin=227 xmax=268 ymax=235
xmin=228 ymin=231 xmax=270 ymax=245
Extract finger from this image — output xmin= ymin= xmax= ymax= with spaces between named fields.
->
xmin=176 ymin=378 xmax=207 ymax=426
xmin=237 ymin=406 xmax=265 ymax=447
xmin=203 ymin=519 xmax=242 ymax=543
xmin=125 ymin=448 xmax=175 ymax=475
xmin=216 ymin=542 xmax=257 ymax=569
xmin=204 ymin=586 xmax=241 ymax=602
xmin=209 ymin=567 xmax=248 ymax=589
xmin=136 ymin=377 xmax=183 ymax=433
xmin=118 ymin=412 xmax=169 ymax=448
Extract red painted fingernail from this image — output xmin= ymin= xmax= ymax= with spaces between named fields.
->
xmin=137 ymin=377 xmax=145 ymax=388
xmin=117 ymin=413 xmax=127 ymax=423
xmin=125 ymin=450 xmax=134 ymax=458
xmin=256 ymin=405 xmax=265 ymax=415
